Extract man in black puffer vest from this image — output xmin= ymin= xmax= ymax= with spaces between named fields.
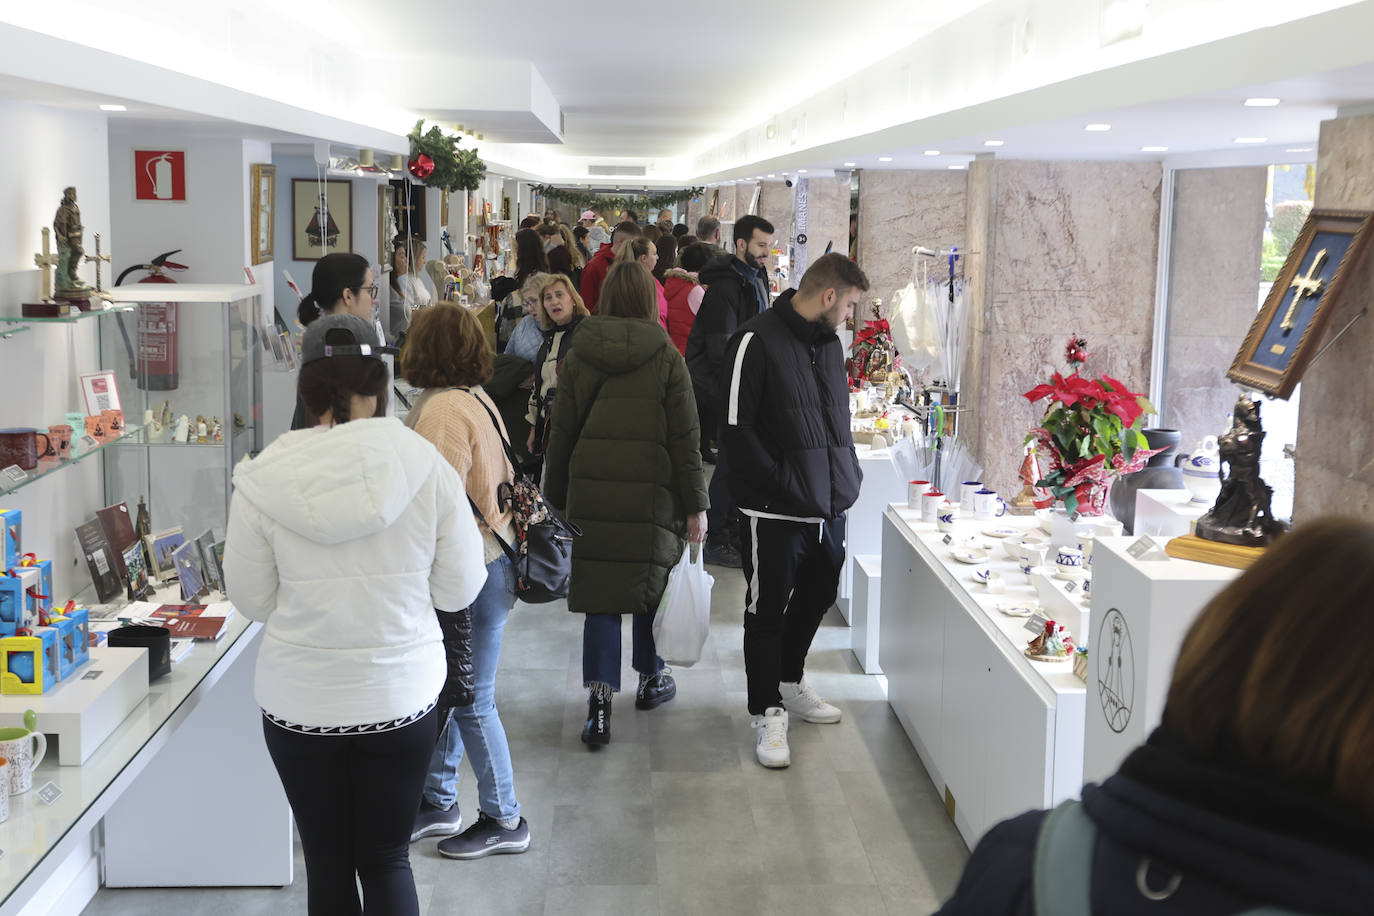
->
xmin=720 ymin=253 xmax=867 ymax=769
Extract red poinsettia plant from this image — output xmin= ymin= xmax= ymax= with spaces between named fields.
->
xmin=1023 ymin=336 xmax=1159 ymax=516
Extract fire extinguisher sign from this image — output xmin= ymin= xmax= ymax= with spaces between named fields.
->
xmin=133 ymin=150 xmax=187 ymax=202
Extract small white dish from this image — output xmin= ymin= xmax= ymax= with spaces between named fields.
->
xmin=950 ymin=547 xmax=990 ymax=565
xmin=995 ymin=601 xmax=1039 ymax=618
xmin=974 ymin=567 xmax=1005 ymax=592
xmin=983 ymin=526 xmax=1020 ymax=539
xmin=1053 ymin=567 xmax=1087 ymax=581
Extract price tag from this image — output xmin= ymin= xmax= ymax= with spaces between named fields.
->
xmin=941 ymin=534 xmax=953 ymax=545
xmin=0 ymin=465 xmax=27 ymax=485
xmin=79 ymin=435 xmax=98 ymax=450
xmin=1127 ymin=536 xmax=1163 ymax=560
xmin=36 ymin=781 xmax=61 ymax=806
xmin=81 ymin=669 xmax=103 ymax=681
xmin=1024 ymin=613 xmax=1050 ymax=634
xmin=1063 ymin=580 xmax=1078 ymax=594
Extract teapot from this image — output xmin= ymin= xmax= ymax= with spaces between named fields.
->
xmin=1176 ymin=435 xmax=1222 ymax=505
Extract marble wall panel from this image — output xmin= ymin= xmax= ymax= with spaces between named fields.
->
xmin=1297 ymin=113 xmax=1374 ymax=520
xmin=977 ymin=161 xmax=1163 ymax=495
xmin=758 ymin=181 xmax=795 ymax=239
xmin=686 ymin=194 xmax=703 ymax=234
xmin=1163 ymin=167 xmax=1267 ymax=450
xmin=857 ymin=170 xmax=967 ymax=319
xmin=964 ymin=159 xmax=995 ymax=461
xmin=804 ymin=177 xmax=853 ymax=276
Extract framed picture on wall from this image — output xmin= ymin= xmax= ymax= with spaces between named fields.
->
xmin=250 ymin=164 xmax=275 ymax=265
xmin=1227 ymin=208 xmax=1373 ymax=399
xmin=291 ymin=178 xmax=353 ymax=261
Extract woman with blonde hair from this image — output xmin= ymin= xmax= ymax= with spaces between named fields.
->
xmin=615 ymin=237 xmax=669 ymax=330
xmin=401 ymin=303 xmax=531 ymax=860
xmin=524 ymin=274 xmax=591 ymax=465
xmin=936 ymin=516 xmax=1374 ymax=916
xmin=543 ymin=260 xmax=708 ymax=747
xmin=504 ymin=271 xmax=551 ymax=364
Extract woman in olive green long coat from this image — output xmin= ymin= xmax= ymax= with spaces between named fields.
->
xmin=544 ymin=261 xmax=709 ymax=748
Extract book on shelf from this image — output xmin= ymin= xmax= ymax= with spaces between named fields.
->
xmin=144 ymin=527 xmax=185 ymax=581
xmin=151 ymin=602 xmax=235 ymax=640
xmin=95 ymin=502 xmax=138 ymax=580
xmin=171 ymin=540 xmax=206 ymax=602
xmin=74 ymin=518 xmax=123 ymax=603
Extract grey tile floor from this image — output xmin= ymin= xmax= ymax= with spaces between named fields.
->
xmin=82 ymin=552 xmax=968 ymax=916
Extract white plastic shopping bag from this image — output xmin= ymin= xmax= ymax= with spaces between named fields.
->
xmin=652 ymin=544 xmax=713 ymax=666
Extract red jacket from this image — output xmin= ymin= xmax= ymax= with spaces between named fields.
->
xmin=579 ymin=243 xmax=616 ymax=313
xmin=663 ymin=270 xmax=702 ymax=355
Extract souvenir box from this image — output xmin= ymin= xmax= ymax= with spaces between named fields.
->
xmin=1 ymin=627 xmax=59 ymax=694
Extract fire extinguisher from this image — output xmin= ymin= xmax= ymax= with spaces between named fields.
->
xmin=115 ymin=250 xmax=188 ymax=391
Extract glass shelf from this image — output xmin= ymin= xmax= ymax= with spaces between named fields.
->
xmin=0 ymin=305 xmax=135 ymax=326
xmin=0 ymin=424 xmax=144 ymax=500
xmin=122 ymin=423 xmax=248 ymax=448
xmin=0 ymin=325 xmax=31 ymax=341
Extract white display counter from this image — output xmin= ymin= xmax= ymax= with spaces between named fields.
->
xmin=1133 ymin=488 xmax=1208 ymax=539
xmin=879 ymin=505 xmax=1085 ymax=848
xmin=1083 ymin=538 xmax=1237 ymax=785
xmin=837 ymin=446 xmax=908 ymax=624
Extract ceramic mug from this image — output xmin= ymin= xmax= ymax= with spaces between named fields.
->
xmin=907 ymin=480 xmax=932 ymax=509
xmin=1056 ymin=547 xmax=1086 ymax=578
xmin=0 ymin=758 xmax=8 ymax=823
xmin=0 ymin=727 xmax=47 ymax=794
xmin=921 ymin=489 xmax=946 ymax=523
xmin=1020 ymin=542 xmax=1049 ymax=584
xmin=48 ymin=424 xmax=73 ymax=459
xmin=936 ymin=502 xmax=960 ymax=533
xmin=0 ymin=429 xmax=53 ymax=471
xmin=973 ymin=488 xmax=1007 ymax=521
xmin=1077 ymin=532 xmax=1096 ymax=567
xmin=959 ymin=481 xmax=984 ymax=509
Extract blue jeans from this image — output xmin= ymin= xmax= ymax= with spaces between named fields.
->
xmin=582 ymin=612 xmax=663 ymax=692
xmin=423 ymin=555 xmax=520 ymax=821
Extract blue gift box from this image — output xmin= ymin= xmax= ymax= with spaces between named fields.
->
xmin=7 ymin=567 xmax=40 ymax=628
xmin=1 ymin=626 xmax=58 ymax=694
xmin=0 ymin=509 xmax=19 ymax=570
xmin=51 ymin=609 xmax=90 ymax=679
xmin=0 ymin=576 xmax=23 ymax=636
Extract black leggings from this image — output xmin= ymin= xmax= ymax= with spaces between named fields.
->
xmin=262 ymin=707 xmax=438 ymax=916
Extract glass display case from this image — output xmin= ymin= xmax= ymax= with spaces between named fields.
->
xmin=99 ymin=285 xmax=263 ymax=542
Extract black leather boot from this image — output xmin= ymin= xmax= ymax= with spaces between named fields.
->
xmin=581 ymin=689 xmax=611 ymax=748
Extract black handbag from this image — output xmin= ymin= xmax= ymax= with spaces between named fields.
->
xmin=465 ymin=391 xmax=584 ymax=603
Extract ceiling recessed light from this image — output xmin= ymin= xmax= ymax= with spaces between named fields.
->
xmin=767 ymin=174 xmax=776 ymax=178
xmin=1141 ymin=145 xmax=1169 ymax=152
xmin=984 ymin=139 xmax=1004 ymax=147
xmin=948 ymin=165 xmax=966 ymax=170
xmin=843 ymin=162 xmax=856 ymax=167
xmin=99 ymin=104 xmax=126 ymax=112
xmin=1084 ymin=123 xmax=1112 ymax=132
xmin=1244 ymin=97 xmax=1281 ymax=107
xmin=1234 ymin=137 xmax=1268 ymax=144
xmin=923 ymin=149 xmax=941 ymax=156
xmin=1286 ymin=147 xmax=1314 ymax=153
xmin=797 ymin=169 xmax=807 ymax=173
xmin=878 ymin=156 xmax=893 ymax=162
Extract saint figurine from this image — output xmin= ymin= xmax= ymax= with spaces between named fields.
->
xmin=1195 ymin=395 xmax=1289 ymax=546
xmin=54 ymin=187 xmax=92 ymax=294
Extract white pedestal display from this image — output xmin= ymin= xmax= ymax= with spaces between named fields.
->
xmin=879 ymin=505 xmax=1085 ymax=847
xmin=837 ymin=447 xmax=908 ymax=623
xmin=1082 ymin=538 xmax=1238 ymax=786
xmin=0 ymin=647 xmax=149 ymax=766
xmin=1133 ymin=488 xmax=1208 ymax=539
xmin=850 ymin=554 xmax=882 ymax=673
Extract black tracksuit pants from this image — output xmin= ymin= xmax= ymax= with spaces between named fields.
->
xmin=740 ymin=513 xmax=846 ymax=715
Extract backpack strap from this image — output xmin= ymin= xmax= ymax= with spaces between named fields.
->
xmin=1033 ymin=800 xmax=1095 ymax=916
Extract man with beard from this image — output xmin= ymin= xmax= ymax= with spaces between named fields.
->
xmin=718 ymin=253 xmax=867 ymax=769
xmin=685 ymin=214 xmax=775 ymax=567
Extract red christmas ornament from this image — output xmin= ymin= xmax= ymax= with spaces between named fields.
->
xmin=408 ymin=153 xmax=435 ymax=180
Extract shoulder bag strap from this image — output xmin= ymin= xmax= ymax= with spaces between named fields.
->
xmin=463 ymin=388 xmax=524 ymax=477
xmin=464 ymin=493 xmax=520 ymax=567
xmin=1032 ymin=800 xmax=1095 ymax=916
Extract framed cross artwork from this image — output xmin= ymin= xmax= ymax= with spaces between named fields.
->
xmin=250 ymin=164 xmax=275 ymax=265
xmin=292 ymin=179 xmax=353 ymax=261
xmin=1228 ymin=209 xmax=1374 ymax=399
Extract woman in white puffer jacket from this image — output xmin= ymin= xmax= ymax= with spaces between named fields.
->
xmin=224 ymin=311 xmax=486 ymax=916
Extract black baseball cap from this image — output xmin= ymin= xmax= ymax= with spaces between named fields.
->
xmin=300 ymin=314 xmax=397 ymax=365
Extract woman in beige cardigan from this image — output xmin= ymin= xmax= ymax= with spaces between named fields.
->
xmin=400 ymin=304 xmax=530 ymax=861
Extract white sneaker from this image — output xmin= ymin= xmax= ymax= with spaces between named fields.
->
xmin=779 ymin=680 xmax=842 ymax=723
xmin=753 ymin=707 xmax=790 ymax=768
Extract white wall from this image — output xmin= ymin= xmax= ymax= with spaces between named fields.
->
xmin=0 ymin=102 xmax=111 ymax=599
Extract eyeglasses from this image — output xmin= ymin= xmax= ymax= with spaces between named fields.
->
xmin=354 ymin=283 xmax=379 ymax=298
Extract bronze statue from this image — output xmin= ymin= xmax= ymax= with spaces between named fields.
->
xmin=54 ymin=186 xmax=92 ymax=295
xmin=1195 ymin=395 xmax=1289 ymax=546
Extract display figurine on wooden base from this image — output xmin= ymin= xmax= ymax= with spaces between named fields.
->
xmin=1195 ymin=395 xmax=1289 ymax=547
xmin=53 ymin=186 xmax=93 ymax=310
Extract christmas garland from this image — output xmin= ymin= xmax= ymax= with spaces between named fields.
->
xmin=533 ymin=184 xmax=704 ymax=216
xmin=407 ymin=120 xmax=487 ymax=192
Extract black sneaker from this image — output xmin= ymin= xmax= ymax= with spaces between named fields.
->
xmin=635 ymin=670 xmax=677 ymax=710
xmin=436 ymin=812 xmax=531 ymax=860
xmin=704 ymin=539 xmax=743 ymax=568
xmin=411 ymin=801 xmax=462 ymax=842
xmin=581 ymin=691 xmax=611 ymax=748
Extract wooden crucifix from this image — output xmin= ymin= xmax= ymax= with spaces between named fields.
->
xmin=33 ymin=227 xmax=59 ymax=302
